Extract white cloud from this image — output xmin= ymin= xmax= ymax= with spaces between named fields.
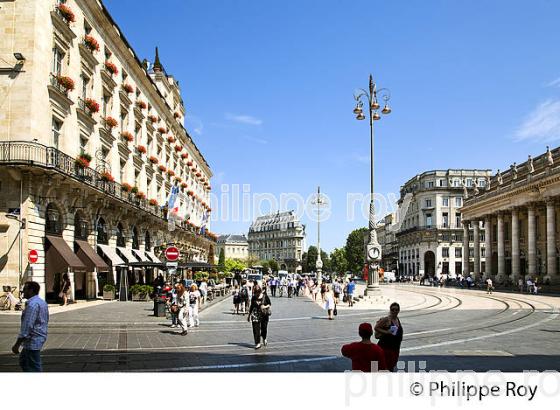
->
xmin=546 ymin=77 xmax=560 ymax=88
xmin=186 ymin=114 xmax=204 ymax=135
xmin=515 ymin=99 xmax=560 ymax=143
xmin=225 ymin=113 xmax=263 ymax=126
xmin=242 ymin=135 xmax=268 ymax=145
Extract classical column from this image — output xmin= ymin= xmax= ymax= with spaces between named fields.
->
xmin=528 ymin=205 xmax=537 ymax=276
xmin=473 ymin=221 xmax=480 ymax=280
xmin=484 ymin=215 xmax=492 ymax=279
xmin=463 ymin=221 xmax=469 ymax=277
xmin=497 ymin=212 xmax=505 ymax=282
xmin=546 ymin=200 xmax=556 ymax=282
xmin=511 ymin=208 xmax=520 ymax=282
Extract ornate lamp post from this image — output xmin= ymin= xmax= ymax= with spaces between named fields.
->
xmin=353 ymin=74 xmax=391 ymax=295
xmin=312 ymin=186 xmax=328 ymax=284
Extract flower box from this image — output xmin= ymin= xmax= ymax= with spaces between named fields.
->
xmin=123 ymin=83 xmax=134 ymax=94
xmin=104 ymin=61 xmax=118 ymax=75
xmin=158 ymin=165 xmax=167 ymax=172
xmin=122 ymin=183 xmax=133 ymax=192
xmin=148 ymin=115 xmax=158 ymax=123
xmin=136 ymin=191 xmax=146 ymax=199
xmin=56 ymin=3 xmax=76 ymax=24
xmin=56 ymin=75 xmax=75 ymax=92
xmin=149 ymin=199 xmax=158 ymax=206
xmin=75 ymin=153 xmax=91 ymax=168
xmin=167 ymin=136 xmax=175 ymax=143
xmin=158 ymin=127 xmax=167 ymax=134
xmin=174 ymin=112 xmax=181 ymax=119
xmin=149 ymin=156 xmax=159 ymax=164
xmin=100 ymin=171 xmax=115 ymax=182
xmin=121 ymin=131 xmax=133 ymax=142
xmin=137 ymin=145 xmax=147 ymax=154
xmin=174 ymin=144 xmax=182 ymax=152
xmin=167 ymin=170 xmax=176 ymax=177
xmin=84 ymin=98 xmax=100 ymax=113
xmin=136 ymin=100 xmax=147 ymax=110
xmin=175 ymin=177 xmax=183 ymax=183
xmin=105 ymin=116 xmax=118 ymax=128
xmin=84 ymin=35 xmax=100 ymax=52
xmin=181 ymin=153 xmax=188 ymax=159
xmin=131 ymin=186 xmax=139 ymax=194
xmin=103 ymin=284 xmax=116 ymax=300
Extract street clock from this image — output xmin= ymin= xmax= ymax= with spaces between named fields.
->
xmin=366 ymin=244 xmax=382 ymax=262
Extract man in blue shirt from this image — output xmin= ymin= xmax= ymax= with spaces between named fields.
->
xmin=12 ymin=281 xmax=49 ymax=372
xmin=346 ymin=279 xmax=356 ymax=307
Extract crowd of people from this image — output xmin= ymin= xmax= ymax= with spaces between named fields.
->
xmin=163 ymin=282 xmax=202 ymax=336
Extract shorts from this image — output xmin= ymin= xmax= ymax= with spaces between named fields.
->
xmin=334 ymin=292 xmax=340 ymax=298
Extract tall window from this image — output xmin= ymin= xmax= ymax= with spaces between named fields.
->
xmin=426 ymin=213 xmax=432 ymax=227
xmin=120 ymin=159 xmax=126 ymax=182
xmin=442 ymin=247 xmax=449 ymax=257
xmin=52 ymin=47 xmax=64 ymax=75
xmin=455 ymin=197 xmax=462 ymax=207
xmin=455 ymin=248 xmax=462 ymax=258
xmin=51 ymin=118 xmax=62 ymax=149
xmin=97 ymin=218 xmax=108 ymax=245
xmin=132 ymin=227 xmax=139 ymax=250
xmin=81 ymin=74 xmax=89 ymax=98
xmin=45 ymin=204 xmax=62 ymax=235
xmin=425 ymin=199 xmax=432 ymax=208
xmin=455 ymin=212 xmax=461 ymax=228
xmin=442 ymin=197 xmax=449 ymax=207
xmin=116 ymin=223 xmax=126 ymax=247
xmin=442 ymin=212 xmax=449 ymax=228
xmin=74 ymin=212 xmax=88 ymax=240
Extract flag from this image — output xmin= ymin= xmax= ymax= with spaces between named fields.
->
xmin=200 ymin=210 xmax=209 ymax=235
xmin=166 ymin=185 xmax=180 ymax=231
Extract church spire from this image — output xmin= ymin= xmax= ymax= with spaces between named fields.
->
xmin=153 ymin=46 xmax=163 ymax=72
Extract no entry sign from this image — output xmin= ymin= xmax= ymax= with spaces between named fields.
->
xmin=28 ymin=249 xmax=39 ymax=264
xmin=165 ymin=246 xmax=180 ymax=261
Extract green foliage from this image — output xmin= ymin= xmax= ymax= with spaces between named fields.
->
xmin=268 ymin=259 xmax=279 ymax=272
xmin=224 ymin=258 xmax=246 ymax=273
xmin=218 ymin=248 xmax=226 ymax=271
xmin=130 ymin=284 xmax=153 ymax=295
xmin=344 ymin=227 xmax=368 ymax=274
xmin=330 ymin=247 xmax=348 ymax=274
xmin=194 ymin=272 xmax=209 ymax=281
xmin=103 ymin=283 xmax=115 ymax=292
xmin=302 ymin=246 xmax=330 ymax=271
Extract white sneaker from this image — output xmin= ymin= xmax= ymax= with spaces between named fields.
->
xmin=263 ymin=339 xmax=268 ymax=347
xmin=255 ymin=343 xmax=262 ymax=349
xmin=170 ymin=324 xmax=177 ymax=328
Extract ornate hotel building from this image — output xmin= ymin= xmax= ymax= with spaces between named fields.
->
xmin=394 ymin=169 xmax=492 ymax=278
xmin=0 ymin=0 xmax=215 ymax=300
xmin=216 ymin=234 xmax=249 ymax=262
xmin=462 ymin=147 xmax=560 ymax=285
xmin=247 ymin=211 xmax=305 ymax=273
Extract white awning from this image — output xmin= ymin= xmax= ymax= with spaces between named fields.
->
xmin=146 ymin=251 xmax=162 ymax=263
xmin=117 ymin=247 xmax=139 ymax=264
xmin=132 ymin=249 xmax=150 ymax=262
xmin=97 ymin=244 xmax=126 ymax=267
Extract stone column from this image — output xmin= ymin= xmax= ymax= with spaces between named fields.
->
xmin=497 ymin=212 xmax=505 ymax=282
xmin=484 ymin=215 xmax=492 ymax=279
xmin=528 ymin=205 xmax=537 ymax=276
xmin=463 ymin=221 xmax=469 ymax=277
xmin=473 ymin=221 xmax=480 ymax=280
xmin=546 ymin=200 xmax=556 ymax=283
xmin=511 ymin=208 xmax=520 ymax=282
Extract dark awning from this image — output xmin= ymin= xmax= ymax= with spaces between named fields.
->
xmin=128 ymin=262 xmax=167 ymax=269
xmin=75 ymin=240 xmax=109 ymax=272
xmin=46 ymin=235 xmax=86 ymax=272
xmin=97 ymin=244 xmax=125 ymax=267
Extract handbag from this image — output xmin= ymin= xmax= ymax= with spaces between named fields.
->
xmin=170 ymin=304 xmax=179 ymax=314
xmin=333 ymin=304 xmax=338 ymax=316
xmin=261 ymin=304 xmax=272 ymax=316
xmin=58 ymin=291 xmax=64 ymax=298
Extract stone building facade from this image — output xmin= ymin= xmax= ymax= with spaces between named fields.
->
xmin=0 ymin=0 xmax=215 ymax=300
xmin=462 ymin=146 xmax=560 ymax=285
xmin=216 ymin=234 xmax=249 ymax=262
xmin=247 ymin=211 xmax=305 ymax=273
xmin=395 ymin=169 xmax=492 ymax=278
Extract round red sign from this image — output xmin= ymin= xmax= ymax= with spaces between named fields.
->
xmin=28 ymin=249 xmax=39 ymax=264
xmin=165 ymin=246 xmax=180 ymax=261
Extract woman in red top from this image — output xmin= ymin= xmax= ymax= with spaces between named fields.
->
xmin=341 ymin=323 xmax=387 ymax=372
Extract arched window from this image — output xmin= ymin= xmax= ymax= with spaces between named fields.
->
xmin=145 ymin=231 xmax=151 ymax=252
xmin=97 ymin=217 xmax=108 ymax=245
xmin=132 ymin=226 xmax=139 ymax=250
xmin=75 ymin=212 xmax=89 ymax=240
xmin=45 ymin=203 xmax=62 ymax=235
xmin=116 ymin=223 xmax=126 ymax=247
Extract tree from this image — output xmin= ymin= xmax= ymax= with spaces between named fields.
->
xmin=320 ymin=250 xmax=331 ymax=272
xmin=303 ymin=246 xmax=318 ymax=272
xmin=330 ymin=247 xmax=348 ymax=274
xmin=345 ymin=227 xmax=368 ymax=274
xmin=224 ymin=258 xmax=246 ymax=273
xmin=268 ymin=259 xmax=279 ymax=272
xmin=217 ymin=248 xmax=225 ymax=272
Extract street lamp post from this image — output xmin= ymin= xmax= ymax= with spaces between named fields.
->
xmin=312 ymin=186 xmax=327 ymax=283
xmin=353 ymin=74 xmax=391 ymax=295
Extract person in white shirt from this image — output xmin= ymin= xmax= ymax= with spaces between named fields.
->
xmin=188 ymin=284 xmax=201 ymax=327
xmin=486 ymin=278 xmax=493 ymax=294
xmin=199 ymin=280 xmax=208 ymax=305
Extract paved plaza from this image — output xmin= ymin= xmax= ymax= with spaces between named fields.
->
xmin=0 ymin=284 xmax=559 ymax=372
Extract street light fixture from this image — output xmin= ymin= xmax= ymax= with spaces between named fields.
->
xmin=312 ymin=186 xmax=328 ymax=284
xmin=353 ymin=74 xmax=392 ymax=295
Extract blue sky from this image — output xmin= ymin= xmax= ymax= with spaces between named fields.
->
xmin=104 ymin=0 xmax=560 ymax=253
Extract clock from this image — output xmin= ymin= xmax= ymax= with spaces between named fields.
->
xmin=367 ymin=244 xmax=382 ymax=262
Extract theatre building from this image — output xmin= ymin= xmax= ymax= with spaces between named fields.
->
xmin=0 ymin=0 xmax=215 ymax=300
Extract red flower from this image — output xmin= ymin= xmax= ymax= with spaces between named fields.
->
xmin=167 ymin=169 xmax=176 ymax=177
xmin=56 ymin=75 xmax=75 ymax=91
xmin=148 ymin=115 xmax=158 ymax=123
xmin=174 ymin=144 xmax=182 ymax=152
xmin=196 ymin=172 xmax=201 ymax=177
xmin=167 ymin=136 xmax=176 ymax=143
xmin=158 ymin=165 xmax=167 ymax=172
xmin=187 ymin=161 xmax=193 ymax=167
xmin=84 ymin=35 xmax=100 ymax=52
xmin=181 ymin=153 xmax=188 ymax=159
xmin=123 ymin=83 xmax=134 ymax=94
xmin=187 ymin=190 xmax=194 ymax=197
xmin=149 ymin=156 xmax=159 ymax=164
xmin=158 ymin=127 xmax=167 ymax=134
xmin=100 ymin=171 xmax=115 ymax=182
xmin=84 ymin=98 xmax=100 ymax=113
xmin=174 ymin=112 xmax=181 ymax=119
xmin=137 ymin=145 xmax=147 ymax=154
xmin=105 ymin=116 xmax=118 ymax=128
xmin=57 ymin=3 xmax=76 ymax=23
xmin=181 ymin=182 xmax=188 ymax=189
xmin=149 ymin=199 xmax=158 ymax=206
xmin=121 ymin=131 xmax=134 ymax=142
xmin=136 ymin=191 xmax=146 ymax=199
xmin=75 ymin=157 xmax=90 ymax=168
xmin=104 ymin=61 xmax=118 ymax=75
xmin=122 ymin=183 xmax=133 ymax=192
xmin=136 ymin=100 xmax=147 ymax=110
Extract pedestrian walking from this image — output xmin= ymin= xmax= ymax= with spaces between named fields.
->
xmin=341 ymin=323 xmax=387 ymax=372
xmin=188 ymin=284 xmax=201 ymax=327
xmin=168 ymin=283 xmax=179 ymax=327
xmin=374 ymin=302 xmax=403 ymax=372
xmin=324 ymin=285 xmax=335 ymax=320
xmin=526 ymin=278 xmax=533 ymax=294
xmin=199 ymin=279 xmax=208 ymax=305
xmin=232 ymin=285 xmax=241 ymax=314
xmin=533 ymin=278 xmax=539 ymax=295
xmin=59 ymin=273 xmax=71 ymax=306
xmin=12 ymin=281 xmax=49 ymax=372
xmin=320 ymin=282 xmax=327 ymax=302
xmin=240 ymin=281 xmax=249 ymax=314
xmin=175 ymin=283 xmax=188 ymax=336
xmin=518 ymin=277 xmax=524 ymax=293
xmin=346 ymin=279 xmax=355 ymax=307
xmin=247 ymin=285 xmax=271 ymax=349
xmin=486 ymin=278 xmax=493 ymax=294
xmin=333 ymin=280 xmax=342 ymax=304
